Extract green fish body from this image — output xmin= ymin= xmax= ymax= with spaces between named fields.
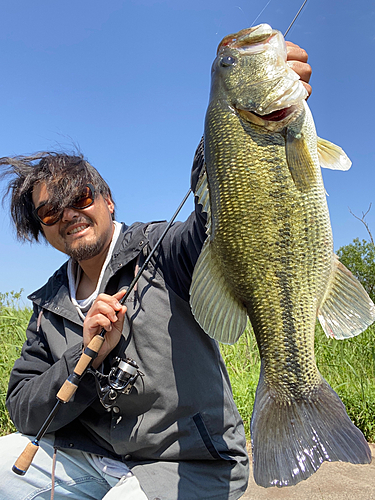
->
xmin=190 ymin=24 xmax=375 ymax=487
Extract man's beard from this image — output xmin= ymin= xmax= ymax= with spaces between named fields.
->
xmin=64 ymin=237 xmax=105 ymax=261
xmin=61 ymin=216 xmax=106 ymax=261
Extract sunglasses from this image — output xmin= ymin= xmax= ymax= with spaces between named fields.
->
xmin=33 ymin=184 xmax=96 ymax=226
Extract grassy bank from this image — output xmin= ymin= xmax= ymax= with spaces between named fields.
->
xmin=0 ymin=294 xmax=374 ymax=442
xmin=0 ymin=292 xmax=32 ymax=435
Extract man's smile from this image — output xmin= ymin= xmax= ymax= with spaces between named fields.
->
xmin=66 ymin=223 xmax=91 ymax=236
xmin=59 ymin=216 xmax=94 ymax=239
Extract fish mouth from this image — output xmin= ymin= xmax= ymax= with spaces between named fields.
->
xmin=237 ymin=106 xmax=296 ymax=125
xmin=217 ymin=24 xmax=276 ymax=53
xmin=254 ymin=107 xmax=295 ymax=121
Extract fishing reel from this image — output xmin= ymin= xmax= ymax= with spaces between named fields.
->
xmin=90 ymin=357 xmax=143 ymax=411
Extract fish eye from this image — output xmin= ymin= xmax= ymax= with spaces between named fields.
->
xmin=220 ymin=55 xmax=236 ymax=67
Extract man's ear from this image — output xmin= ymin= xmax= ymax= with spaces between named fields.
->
xmin=105 ymin=196 xmax=115 ymax=214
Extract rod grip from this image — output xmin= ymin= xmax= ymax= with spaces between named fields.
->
xmin=56 ymin=334 xmax=105 ymax=402
xmin=74 ymin=335 xmax=105 ymax=376
xmin=12 ymin=440 xmax=39 ymax=475
xmin=56 ymin=378 xmax=79 ymax=402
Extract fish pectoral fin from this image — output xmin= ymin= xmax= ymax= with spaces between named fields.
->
xmin=318 ymin=254 xmax=375 ymax=339
xmin=317 ymin=137 xmax=352 ymax=171
xmin=285 ymin=128 xmax=316 ymax=191
xmin=251 ymin=365 xmax=371 ymax=488
xmin=189 ymin=239 xmax=248 ymax=344
xmin=191 ymin=164 xmax=247 ymax=343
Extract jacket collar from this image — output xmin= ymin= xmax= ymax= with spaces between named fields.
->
xmin=28 ymin=222 xmax=149 ymax=325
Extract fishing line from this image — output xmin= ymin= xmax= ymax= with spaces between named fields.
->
xmin=250 ymin=0 xmax=273 ymax=27
xmin=236 ymin=6 xmax=245 ymax=16
xmin=284 ymin=0 xmax=308 ymax=36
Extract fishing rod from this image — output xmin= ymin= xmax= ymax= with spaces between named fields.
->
xmin=12 ymin=187 xmax=192 ymax=476
xmin=251 ymin=0 xmax=308 ymax=36
xmin=284 ymin=0 xmax=308 ymax=37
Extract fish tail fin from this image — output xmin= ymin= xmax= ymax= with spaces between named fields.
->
xmin=251 ymin=365 xmax=371 ymax=487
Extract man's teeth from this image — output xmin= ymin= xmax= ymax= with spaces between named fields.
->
xmin=68 ymin=225 xmax=88 ymax=235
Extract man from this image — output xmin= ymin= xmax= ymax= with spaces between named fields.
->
xmin=0 ymin=43 xmax=311 ymax=499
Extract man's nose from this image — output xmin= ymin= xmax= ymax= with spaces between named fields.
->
xmin=61 ymin=206 xmax=80 ymax=222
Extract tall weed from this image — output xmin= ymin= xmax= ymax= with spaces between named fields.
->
xmin=315 ymin=323 xmax=375 ymax=442
xmin=220 ymin=325 xmax=260 ymax=437
xmin=0 ymin=291 xmax=32 ymax=435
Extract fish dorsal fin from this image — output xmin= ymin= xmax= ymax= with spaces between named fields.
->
xmin=195 ymin=166 xmax=211 ymax=221
xmin=285 ymin=128 xmax=316 ymax=191
xmin=190 ymin=238 xmax=248 ymax=344
xmin=318 ymin=254 xmax=375 ymax=339
xmin=317 ymin=137 xmax=352 ymax=171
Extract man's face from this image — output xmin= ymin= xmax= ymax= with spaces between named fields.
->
xmin=32 ymin=182 xmax=115 ymax=262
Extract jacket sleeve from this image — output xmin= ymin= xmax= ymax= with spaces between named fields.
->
xmin=147 ymin=137 xmax=208 ymax=301
xmin=6 ymin=305 xmax=98 ymax=436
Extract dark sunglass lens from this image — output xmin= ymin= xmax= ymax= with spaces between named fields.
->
xmin=37 ymin=204 xmax=60 ymax=225
xmin=72 ymin=186 xmax=94 ymax=209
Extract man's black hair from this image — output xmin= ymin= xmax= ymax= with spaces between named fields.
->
xmin=0 ymin=152 xmax=115 ymax=242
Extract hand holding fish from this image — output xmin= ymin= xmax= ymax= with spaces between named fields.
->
xmin=286 ymin=41 xmax=312 ymax=96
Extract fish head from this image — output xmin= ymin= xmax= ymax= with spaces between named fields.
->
xmin=209 ymin=24 xmax=308 ymax=128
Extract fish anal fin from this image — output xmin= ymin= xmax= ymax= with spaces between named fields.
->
xmin=318 ymin=254 xmax=375 ymax=339
xmin=317 ymin=137 xmax=352 ymax=171
xmin=285 ymin=129 xmax=316 ymax=191
xmin=251 ymin=365 xmax=371 ymax=488
xmin=189 ymin=239 xmax=248 ymax=344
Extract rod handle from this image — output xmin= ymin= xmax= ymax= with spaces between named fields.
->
xmin=56 ymin=377 xmax=79 ymax=402
xmin=56 ymin=334 xmax=105 ymax=403
xmin=74 ymin=334 xmax=105 ymax=376
xmin=12 ymin=440 xmax=39 ymax=475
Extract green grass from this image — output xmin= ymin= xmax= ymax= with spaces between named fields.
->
xmin=0 ymin=292 xmax=374 ymax=444
xmin=220 ymin=327 xmax=260 ymax=438
xmin=314 ymin=323 xmax=375 ymax=442
xmin=0 ymin=291 xmax=31 ymax=435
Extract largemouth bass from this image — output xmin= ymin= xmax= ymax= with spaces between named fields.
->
xmin=190 ymin=24 xmax=375 ymax=487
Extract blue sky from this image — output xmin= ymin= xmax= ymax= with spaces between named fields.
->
xmin=0 ymin=0 xmax=374 ymax=302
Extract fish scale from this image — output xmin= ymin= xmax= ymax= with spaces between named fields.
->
xmin=190 ymin=23 xmax=375 ymax=487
